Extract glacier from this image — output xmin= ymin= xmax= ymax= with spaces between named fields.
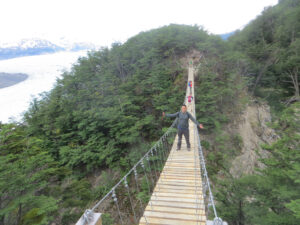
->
xmin=0 ymin=51 xmax=88 ymax=123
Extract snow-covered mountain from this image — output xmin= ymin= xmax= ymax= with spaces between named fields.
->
xmin=0 ymin=38 xmax=61 ymax=49
xmin=52 ymin=37 xmax=97 ymax=51
xmin=0 ymin=38 xmax=96 ymax=60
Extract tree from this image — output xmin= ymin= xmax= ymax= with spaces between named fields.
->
xmin=0 ymin=124 xmax=59 ymax=225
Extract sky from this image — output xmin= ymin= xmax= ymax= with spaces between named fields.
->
xmin=0 ymin=0 xmax=278 ymax=46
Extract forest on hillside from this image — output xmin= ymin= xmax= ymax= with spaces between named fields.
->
xmin=0 ymin=0 xmax=299 ymax=224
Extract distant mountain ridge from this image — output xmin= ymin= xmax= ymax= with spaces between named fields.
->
xmin=0 ymin=38 xmax=96 ymax=60
xmin=219 ymin=31 xmax=235 ymax=40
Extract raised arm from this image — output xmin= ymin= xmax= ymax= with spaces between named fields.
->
xmin=165 ymin=112 xmax=179 ymax=118
xmin=187 ymin=112 xmax=199 ymax=126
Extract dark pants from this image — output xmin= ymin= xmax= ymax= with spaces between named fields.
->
xmin=177 ymin=128 xmax=190 ymax=149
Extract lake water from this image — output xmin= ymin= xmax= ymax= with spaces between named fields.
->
xmin=0 ymin=51 xmax=88 ymax=123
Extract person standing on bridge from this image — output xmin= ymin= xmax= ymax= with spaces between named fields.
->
xmin=187 ymin=95 xmax=193 ymax=105
xmin=188 ymin=81 xmax=192 ymax=94
xmin=162 ymin=105 xmax=203 ymax=151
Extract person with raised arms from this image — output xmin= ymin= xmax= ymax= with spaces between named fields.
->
xmin=162 ymin=104 xmax=203 ymax=151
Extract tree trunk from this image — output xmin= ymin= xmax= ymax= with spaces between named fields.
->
xmin=289 ymin=69 xmax=299 ymax=98
xmin=118 ymin=98 xmax=123 ymax=112
xmin=238 ymin=200 xmax=244 ymax=225
xmin=252 ymin=54 xmax=279 ymax=94
xmin=17 ymin=203 xmax=22 ymax=225
xmin=0 ymin=197 xmax=4 ymax=225
xmin=116 ymin=57 xmax=126 ymax=83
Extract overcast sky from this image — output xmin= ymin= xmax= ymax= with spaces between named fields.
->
xmin=1 ymin=0 xmax=278 ymax=46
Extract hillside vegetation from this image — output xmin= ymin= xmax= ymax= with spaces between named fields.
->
xmin=1 ymin=25 xmax=232 ymax=224
xmin=213 ymin=0 xmax=300 ymax=224
xmin=0 ymin=0 xmax=300 ymax=224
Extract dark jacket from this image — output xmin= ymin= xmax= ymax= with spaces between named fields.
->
xmin=166 ymin=111 xmax=199 ymax=130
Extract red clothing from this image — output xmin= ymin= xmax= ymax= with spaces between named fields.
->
xmin=187 ymin=96 xmax=193 ymax=102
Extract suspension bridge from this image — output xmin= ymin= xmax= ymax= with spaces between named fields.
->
xmin=76 ymin=62 xmax=225 ymax=225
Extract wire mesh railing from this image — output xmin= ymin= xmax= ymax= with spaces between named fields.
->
xmin=77 ymin=120 xmax=177 ymax=225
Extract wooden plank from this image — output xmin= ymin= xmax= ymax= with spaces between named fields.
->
xmin=153 ymin=184 xmax=201 ymax=191
xmin=144 ymin=205 xmax=205 ymax=214
xmin=153 ymin=188 xmax=203 ymax=195
xmin=144 ymin=211 xmax=206 ymax=221
xmin=150 ymin=196 xmax=204 ymax=204
xmin=148 ymin=200 xmax=205 ymax=209
xmin=139 ymin=216 xmax=206 ymax=225
xmin=156 ymin=179 xmax=202 ymax=184
xmin=151 ymin=192 xmax=203 ymax=199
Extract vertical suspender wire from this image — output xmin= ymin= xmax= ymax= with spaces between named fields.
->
xmin=161 ymin=136 xmax=172 ymax=177
xmin=163 ymin=135 xmax=170 ymax=155
xmin=164 ymin=134 xmax=175 ymax=176
xmin=124 ymin=177 xmax=138 ymax=224
xmin=160 ymin=136 xmax=170 ymax=175
xmin=159 ymin=140 xmax=167 ymax=161
xmin=153 ymin=147 xmax=163 ymax=185
xmin=141 ymin=160 xmax=152 ymax=196
xmin=161 ymin=138 xmax=168 ymax=161
xmin=144 ymin=154 xmax=158 ymax=201
xmin=134 ymin=166 xmax=149 ymax=224
xmin=154 ymin=146 xmax=163 ymax=175
xmin=134 ymin=167 xmax=146 ymax=213
xmin=162 ymin=136 xmax=170 ymax=159
xmin=140 ymin=160 xmax=153 ymax=210
xmin=166 ymin=133 xmax=175 ymax=166
xmin=145 ymin=154 xmax=158 ymax=200
xmin=157 ymin=144 xmax=167 ymax=179
xmin=145 ymin=154 xmax=155 ymax=190
xmin=150 ymin=148 xmax=160 ymax=191
xmin=162 ymin=136 xmax=170 ymax=176
xmin=154 ymin=146 xmax=166 ymax=183
xmin=112 ymin=188 xmax=124 ymax=225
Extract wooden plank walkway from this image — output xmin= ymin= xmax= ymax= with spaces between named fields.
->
xmin=139 ymin=64 xmax=206 ymax=224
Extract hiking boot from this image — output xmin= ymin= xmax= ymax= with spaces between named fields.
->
xmin=176 ymin=147 xmax=180 ymax=151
